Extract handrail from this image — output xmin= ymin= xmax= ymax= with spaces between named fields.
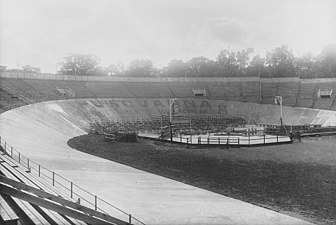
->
xmin=0 ymin=136 xmax=145 ymax=225
xmin=140 ymin=133 xmax=291 ymax=146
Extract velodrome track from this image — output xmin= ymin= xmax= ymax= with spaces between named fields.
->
xmin=1 ymin=98 xmax=331 ymax=224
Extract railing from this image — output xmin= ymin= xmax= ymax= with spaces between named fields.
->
xmin=0 ymin=136 xmax=145 ymax=225
xmin=141 ymin=133 xmax=291 ymax=147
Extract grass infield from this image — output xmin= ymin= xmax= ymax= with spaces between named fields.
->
xmin=68 ymin=134 xmax=336 ymax=225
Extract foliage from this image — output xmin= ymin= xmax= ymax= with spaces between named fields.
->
xmin=166 ymin=59 xmax=186 ymax=77
xmin=58 ymin=54 xmax=101 ymax=76
xmin=21 ymin=65 xmax=41 ymax=73
xmin=265 ymin=45 xmax=296 ymax=77
xmin=107 ymin=61 xmax=126 ymax=76
xmin=0 ymin=66 xmax=7 ymax=71
xmin=2 ymin=44 xmax=336 ymax=78
xmin=319 ymin=44 xmax=336 ymax=77
xmin=125 ymin=59 xmax=155 ymax=77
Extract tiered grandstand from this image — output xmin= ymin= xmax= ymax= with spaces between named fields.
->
xmin=2 ymin=71 xmax=336 ymax=224
xmin=3 ymin=72 xmax=336 ymax=111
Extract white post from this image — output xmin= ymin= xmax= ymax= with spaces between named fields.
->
xmin=275 ymin=96 xmax=283 ymax=127
xmin=169 ymin=98 xmax=178 ymax=141
xmin=169 ymin=98 xmax=178 ymax=124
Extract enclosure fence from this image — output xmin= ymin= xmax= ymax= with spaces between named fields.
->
xmin=141 ymin=133 xmax=291 ymax=147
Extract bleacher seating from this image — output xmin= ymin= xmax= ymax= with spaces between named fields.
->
xmin=0 ymin=87 xmax=26 ymax=113
xmin=296 ymin=82 xmax=317 ymax=108
xmin=206 ymin=81 xmax=258 ymax=102
xmin=239 ymin=81 xmax=260 ymax=103
xmin=313 ymin=98 xmax=333 ymax=110
xmin=261 ymin=82 xmax=279 ymax=104
xmin=276 ymin=82 xmax=298 ymax=107
xmin=125 ymin=82 xmax=172 ymax=98
xmin=3 ymin=74 xmax=336 ymax=112
xmin=168 ymin=82 xmax=199 ymax=98
xmin=0 ymin=148 xmax=130 ymax=225
xmin=85 ymin=81 xmax=134 ymax=98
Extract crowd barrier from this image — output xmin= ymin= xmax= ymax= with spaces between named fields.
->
xmin=0 ymin=136 xmax=145 ymax=225
xmin=141 ymin=133 xmax=291 ymax=147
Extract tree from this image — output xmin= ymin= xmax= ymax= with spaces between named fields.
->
xmin=265 ymin=45 xmax=296 ymax=77
xmin=248 ymin=55 xmax=266 ymax=77
xmin=107 ymin=61 xmax=126 ymax=76
xmin=125 ymin=59 xmax=155 ymax=77
xmin=236 ymin=48 xmax=254 ymax=70
xmin=318 ymin=44 xmax=336 ymax=77
xmin=294 ymin=53 xmax=316 ymax=78
xmin=186 ymin=57 xmax=218 ymax=77
xmin=217 ymin=49 xmax=238 ymax=77
xmin=0 ymin=66 xmax=7 ymax=71
xmin=166 ymin=59 xmax=186 ymax=77
xmin=21 ymin=65 xmax=41 ymax=73
xmin=58 ymin=53 xmax=101 ymax=76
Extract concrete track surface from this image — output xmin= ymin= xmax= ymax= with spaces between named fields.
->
xmin=0 ymin=98 xmax=324 ymax=224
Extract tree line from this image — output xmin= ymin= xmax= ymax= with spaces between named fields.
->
xmin=1 ymin=44 xmax=335 ymax=79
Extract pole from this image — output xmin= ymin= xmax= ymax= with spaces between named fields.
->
xmin=71 ymin=182 xmax=73 ymax=198
xmin=169 ymin=98 xmax=178 ymax=142
xmin=280 ymin=97 xmax=283 ymax=127
xmin=279 ymin=96 xmax=282 ymax=128
xmin=259 ymin=65 xmax=262 ymax=103
xmin=95 ymin=196 xmax=97 ymax=211
xmin=275 ymin=96 xmax=283 ymax=128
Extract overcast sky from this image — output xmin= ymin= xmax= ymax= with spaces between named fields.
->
xmin=1 ymin=0 xmax=335 ymax=73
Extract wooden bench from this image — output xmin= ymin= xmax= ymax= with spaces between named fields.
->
xmin=0 ymin=156 xmax=84 ymax=225
xmin=0 ymin=150 xmax=131 ymax=225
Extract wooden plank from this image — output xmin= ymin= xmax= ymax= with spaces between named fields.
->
xmin=1 ymin=185 xmax=116 ymax=225
xmin=0 ymin=164 xmax=51 ymax=225
xmin=0 ymin=194 xmax=19 ymax=221
xmin=1 ymin=175 xmax=129 ymax=225
xmin=0 ymin=154 xmax=26 ymax=170
xmin=0 ymin=194 xmax=35 ymax=225
xmin=7 ymin=166 xmax=86 ymax=225
xmin=5 ymin=165 xmax=86 ymax=225
xmin=0 ymin=164 xmax=73 ymax=225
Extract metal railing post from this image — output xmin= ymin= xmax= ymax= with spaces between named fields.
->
xmin=71 ymin=182 xmax=73 ymax=198
xmin=238 ymin=137 xmax=240 ymax=147
xmin=11 ymin=147 xmax=13 ymax=157
xmin=264 ymin=135 xmax=266 ymax=144
xmin=18 ymin=153 xmax=20 ymax=163
xmin=207 ymin=138 xmax=209 ymax=145
xmin=38 ymin=165 xmax=41 ymax=177
xmin=129 ymin=214 xmax=132 ymax=224
xmin=95 ymin=196 xmax=97 ymax=211
xmin=27 ymin=158 xmax=29 ymax=169
xmin=4 ymin=142 xmax=6 ymax=151
xmin=52 ymin=172 xmax=55 ymax=186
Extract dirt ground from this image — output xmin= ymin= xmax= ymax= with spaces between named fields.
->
xmin=68 ymin=134 xmax=336 ymax=225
